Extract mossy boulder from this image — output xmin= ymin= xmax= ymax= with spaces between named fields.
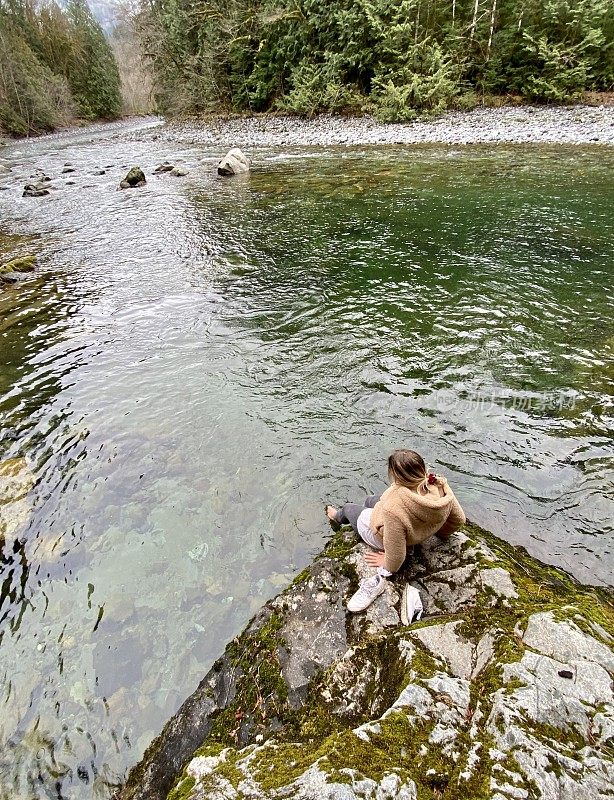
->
xmin=117 ymin=524 xmax=614 ymax=800
xmin=0 ymin=255 xmax=36 ymax=274
xmin=120 ymin=167 xmax=146 ymax=189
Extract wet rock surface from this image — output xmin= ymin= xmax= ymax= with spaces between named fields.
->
xmin=217 ymin=147 xmax=251 ymax=176
xmin=117 ymin=523 xmax=614 ymax=800
xmin=120 ymin=166 xmax=146 ymax=189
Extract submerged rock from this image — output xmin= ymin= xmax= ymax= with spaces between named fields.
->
xmin=120 ymin=167 xmax=146 ymax=189
xmin=170 ymin=166 xmax=189 ymax=177
xmin=154 ymin=162 xmax=174 ymax=173
xmin=217 ymin=148 xmax=250 ymax=176
xmin=0 ymin=255 xmax=37 ymax=283
xmin=0 ymin=255 xmax=36 ymax=273
xmin=0 ymin=456 xmax=35 ymax=542
xmin=117 ymin=524 xmax=614 ymax=800
xmin=23 ymin=182 xmax=50 ymax=197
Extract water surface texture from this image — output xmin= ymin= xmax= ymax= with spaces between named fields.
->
xmin=0 ymin=121 xmax=613 ymax=798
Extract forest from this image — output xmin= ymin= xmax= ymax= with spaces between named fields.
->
xmin=0 ymin=0 xmax=121 ymax=135
xmin=1 ymin=0 xmax=613 ymax=134
xmin=141 ymin=0 xmax=614 ymax=119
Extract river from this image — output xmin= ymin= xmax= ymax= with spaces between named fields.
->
xmin=0 ymin=118 xmax=612 ymax=799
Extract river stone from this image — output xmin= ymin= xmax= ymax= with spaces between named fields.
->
xmin=0 ymin=255 xmax=36 ymax=275
xmin=170 ymin=166 xmax=189 ymax=177
xmin=0 ymin=456 xmax=34 ymax=541
xmin=217 ymin=148 xmax=250 ymax=176
xmin=120 ymin=167 xmax=146 ymax=189
xmin=154 ymin=162 xmax=174 ymax=173
xmin=23 ymin=182 xmax=50 ymax=197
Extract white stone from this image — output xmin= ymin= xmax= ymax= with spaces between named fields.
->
xmin=217 ymin=148 xmax=250 ymax=176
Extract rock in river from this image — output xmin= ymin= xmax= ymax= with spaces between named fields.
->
xmin=0 ymin=255 xmax=37 ymax=283
xmin=217 ymin=148 xmax=250 ymax=176
xmin=116 ymin=522 xmax=614 ymax=800
xmin=120 ymin=167 xmax=146 ymax=189
xmin=23 ymin=182 xmax=50 ymax=197
xmin=0 ymin=456 xmax=35 ymax=542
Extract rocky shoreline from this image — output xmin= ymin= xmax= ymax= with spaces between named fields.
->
xmin=158 ymin=105 xmax=614 ymax=148
xmin=117 ymin=522 xmax=614 ymax=800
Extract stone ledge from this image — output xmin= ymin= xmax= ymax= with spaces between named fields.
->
xmin=116 ymin=523 xmax=614 ymax=800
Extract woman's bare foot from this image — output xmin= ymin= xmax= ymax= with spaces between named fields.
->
xmin=326 ymin=505 xmax=338 ymax=521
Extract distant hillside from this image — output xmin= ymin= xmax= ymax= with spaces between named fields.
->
xmin=0 ymin=0 xmax=122 ymax=135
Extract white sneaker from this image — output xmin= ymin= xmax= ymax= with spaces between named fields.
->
xmin=347 ymin=574 xmax=386 ymax=613
xmin=400 ymin=584 xmax=424 ymax=625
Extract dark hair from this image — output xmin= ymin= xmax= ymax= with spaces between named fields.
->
xmin=387 ymin=449 xmax=428 ymax=490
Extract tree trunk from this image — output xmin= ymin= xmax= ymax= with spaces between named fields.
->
xmin=487 ymin=0 xmax=497 ymax=59
xmin=470 ymin=0 xmax=479 ymax=39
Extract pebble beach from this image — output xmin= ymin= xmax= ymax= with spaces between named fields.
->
xmin=159 ymin=104 xmax=614 ymax=148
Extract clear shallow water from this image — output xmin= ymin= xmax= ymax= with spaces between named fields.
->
xmin=0 ymin=120 xmax=613 ymax=798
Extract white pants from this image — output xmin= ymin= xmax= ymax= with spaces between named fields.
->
xmin=357 ymin=508 xmax=393 ymax=577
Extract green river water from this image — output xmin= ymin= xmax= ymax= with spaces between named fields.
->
xmin=0 ymin=119 xmax=612 ymax=798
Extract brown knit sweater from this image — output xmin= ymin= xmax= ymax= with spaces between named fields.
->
xmin=369 ymin=478 xmax=466 ymax=573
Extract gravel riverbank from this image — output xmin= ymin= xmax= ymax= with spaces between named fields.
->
xmin=159 ymin=105 xmax=614 ymax=148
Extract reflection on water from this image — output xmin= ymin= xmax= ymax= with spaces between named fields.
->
xmin=0 ymin=121 xmax=613 ymax=798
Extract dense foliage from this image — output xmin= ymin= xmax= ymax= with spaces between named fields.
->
xmin=0 ymin=0 xmax=122 ymax=135
xmin=139 ymin=0 xmax=614 ymax=119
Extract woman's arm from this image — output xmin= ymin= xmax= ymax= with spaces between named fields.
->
xmin=381 ymin=512 xmax=407 ymax=573
xmin=436 ymin=496 xmax=466 ymax=540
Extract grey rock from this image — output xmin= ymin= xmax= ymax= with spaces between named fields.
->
xmin=23 ymin=182 xmax=50 ymax=197
xmin=117 ymin=525 xmax=614 ymax=800
xmin=523 ymin=612 xmax=614 ymax=672
xmin=415 ymin=564 xmax=479 ymax=614
xmin=411 ymin=621 xmax=473 ymax=679
xmin=120 ymin=167 xmax=146 ymax=189
xmin=480 ymin=567 xmax=518 ymax=600
xmin=170 ymin=166 xmax=189 ymax=177
xmin=154 ymin=163 xmax=174 ymax=173
xmin=0 ymin=271 xmax=33 ymax=283
xmin=218 ymin=148 xmax=250 ymax=176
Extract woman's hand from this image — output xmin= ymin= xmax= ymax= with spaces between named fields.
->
xmin=364 ymin=550 xmax=386 ymax=568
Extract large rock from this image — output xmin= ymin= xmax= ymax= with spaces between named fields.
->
xmin=0 ymin=255 xmax=36 ymax=274
xmin=217 ymin=148 xmax=250 ymax=176
xmin=120 ymin=167 xmax=146 ymax=189
xmin=0 ymin=255 xmax=37 ymax=284
xmin=116 ymin=524 xmax=614 ymax=800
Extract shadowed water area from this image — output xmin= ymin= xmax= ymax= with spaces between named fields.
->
xmin=0 ymin=119 xmax=612 ymax=798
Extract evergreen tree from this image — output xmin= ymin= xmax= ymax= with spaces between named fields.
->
xmin=66 ymin=0 xmax=122 ymax=118
xmin=138 ymin=0 xmax=614 ymax=120
xmin=0 ymin=0 xmax=123 ymax=135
